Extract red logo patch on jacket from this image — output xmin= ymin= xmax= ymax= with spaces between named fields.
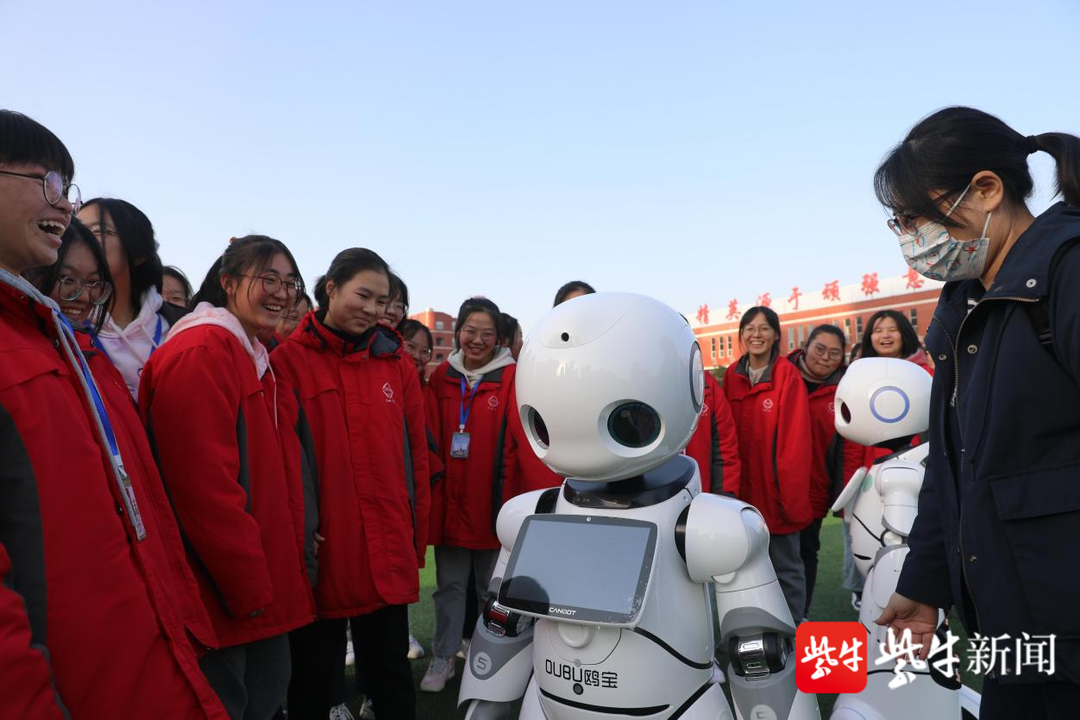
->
xmin=487 ymin=395 xmax=499 ymax=409
xmin=762 ymin=398 xmax=774 ymax=412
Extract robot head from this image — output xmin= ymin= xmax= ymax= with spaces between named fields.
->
xmin=834 ymin=358 xmax=931 ymax=447
xmin=515 ymin=292 xmax=703 ymax=483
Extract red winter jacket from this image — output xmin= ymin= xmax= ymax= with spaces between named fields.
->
xmin=684 ymin=372 xmax=741 ymax=495
xmin=271 ymin=314 xmax=430 ymax=618
xmin=723 ymin=353 xmax=813 ymax=535
xmin=0 ymin=543 xmax=65 ymax=720
xmin=787 ymin=350 xmax=866 ymax=519
xmin=140 ymin=308 xmax=315 ymax=648
xmin=426 ymin=358 xmax=517 ymax=550
xmin=80 ymin=331 xmax=217 ymax=650
xmin=0 ymin=281 xmax=226 ymax=719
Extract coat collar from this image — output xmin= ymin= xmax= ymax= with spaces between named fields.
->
xmin=733 ymin=346 xmax=780 ymax=385
xmin=293 ymin=310 xmax=403 ymax=359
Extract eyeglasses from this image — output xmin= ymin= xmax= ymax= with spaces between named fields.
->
xmin=887 ymin=211 xmax=920 ymax=237
xmin=405 ymin=340 xmax=433 ymax=360
xmin=808 ymin=342 xmax=843 ymax=361
xmin=460 ymin=327 xmax=496 ymax=343
xmin=0 ymin=169 xmax=82 ymax=215
xmin=87 ymin=224 xmax=120 ymax=243
xmin=56 ymin=275 xmax=113 ymax=306
xmin=247 ymin=274 xmax=303 ymax=297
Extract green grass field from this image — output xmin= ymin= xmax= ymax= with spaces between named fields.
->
xmin=343 ymin=515 xmax=979 ymax=718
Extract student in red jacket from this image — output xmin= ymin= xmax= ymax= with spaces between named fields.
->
xmin=141 ymin=236 xmax=315 ymax=720
xmin=27 ymin=219 xmax=218 ymax=652
xmin=272 ymin=248 xmax=428 ymax=720
xmin=788 ymin=325 xmax=865 ymax=620
xmin=421 ymin=297 xmax=517 ymax=692
xmin=0 ymin=109 xmax=226 ymax=719
xmin=684 ymin=368 xmax=741 ymax=496
xmin=724 ymin=305 xmax=813 ymax=624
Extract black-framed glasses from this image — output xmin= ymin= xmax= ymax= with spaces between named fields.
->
xmin=247 ymin=274 xmax=303 ymax=297
xmin=0 ymin=169 xmax=81 ymax=214
xmin=808 ymin=342 xmax=843 ymax=361
xmin=56 ymin=276 xmax=113 ymax=306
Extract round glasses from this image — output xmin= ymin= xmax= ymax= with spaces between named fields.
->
xmin=405 ymin=340 xmax=433 ymax=360
xmin=808 ymin=342 xmax=843 ymax=361
xmin=56 ymin=276 xmax=113 ymax=306
xmin=0 ymin=169 xmax=82 ymax=215
xmin=247 ymin=274 xmax=304 ymax=297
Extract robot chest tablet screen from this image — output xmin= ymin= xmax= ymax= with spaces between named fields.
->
xmin=498 ymin=514 xmax=658 ymax=626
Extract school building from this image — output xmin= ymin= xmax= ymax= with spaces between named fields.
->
xmin=689 ymin=269 xmax=944 ymax=371
xmin=410 ymin=308 xmax=456 ymax=375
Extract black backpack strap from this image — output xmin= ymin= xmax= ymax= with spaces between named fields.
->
xmin=1025 ymin=237 xmax=1080 ymax=351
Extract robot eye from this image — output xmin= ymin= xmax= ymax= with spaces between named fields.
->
xmin=607 ymin=402 xmax=661 ymax=448
xmin=839 ymin=401 xmax=852 ymax=424
xmin=526 ymin=406 xmax=550 ymax=449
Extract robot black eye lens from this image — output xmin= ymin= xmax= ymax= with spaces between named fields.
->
xmin=560 ymin=332 xmax=570 ymax=342
xmin=529 ymin=407 xmax=550 ymax=448
xmin=840 ymin=402 xmax=852 ymax=423
xmin=607 ymin=402 xmax=661 ymax=448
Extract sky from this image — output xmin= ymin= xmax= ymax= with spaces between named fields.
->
xmin=4 ymin=0 xmax=1079 ymax=331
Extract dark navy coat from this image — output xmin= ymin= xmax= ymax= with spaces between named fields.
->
xmin=897 ymin=202 xmax=1080 ymax=683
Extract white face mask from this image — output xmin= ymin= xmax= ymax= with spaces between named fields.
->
xmin=898 ymin=185 xmax=992 ymax=282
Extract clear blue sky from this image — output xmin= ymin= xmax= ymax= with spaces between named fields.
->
xmin=5 ymin=0 xmax=1078 ymax=330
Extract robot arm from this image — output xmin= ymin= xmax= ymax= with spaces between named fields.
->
xmin=877 ymin=445 xmax=929 ymax=538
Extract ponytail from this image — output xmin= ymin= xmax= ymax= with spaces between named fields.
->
xmin=1033 ymin=132 xmax=1080 ymax=207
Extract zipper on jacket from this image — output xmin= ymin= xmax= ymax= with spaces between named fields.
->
xmin=944 ymin=295 xmax=1036 ymax=636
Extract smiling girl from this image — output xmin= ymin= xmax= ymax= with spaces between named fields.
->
xmin=140 ymin=236 xmax=315 ymax=719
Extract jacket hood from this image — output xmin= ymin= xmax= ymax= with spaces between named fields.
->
xmin=99 ymin=287 xmax=165 ymax=339
xmin=448 ymin=346 xmax=515 ymax=388
xmin=167 ymin=302 xmax=271 ymax=380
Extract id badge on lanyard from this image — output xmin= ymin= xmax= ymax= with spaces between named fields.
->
xmin=452 ymin=376 xmax=480 ymax=459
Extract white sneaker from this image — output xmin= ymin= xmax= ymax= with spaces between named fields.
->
xmin=456 ymin=638 xmax=471 ymax=660
xmin=357 ymin=697 xmax=376 ymax=720
xmin=407 ymin=634 xmax=426 ymax=660
xmin=345 ymin=638 xmax=355 ymax=667
xmin=420 ymin=656 xmax=456 ymax=692
xmin=330 ymin=703 xmax=356 ymax=720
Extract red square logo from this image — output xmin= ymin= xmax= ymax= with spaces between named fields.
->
xmin=796 ymin=622 xmax=868 ymax=694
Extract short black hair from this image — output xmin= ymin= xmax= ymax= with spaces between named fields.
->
xmin=193 ymin=235 xmax=304 ymax=309
xmin=81 ymin=198 xmax=163 ymax=311
xmin=454 ymin=297 xmax=502 ymax=348
xmin=860 ymin=310 xmax=920 ymax=359
xmin=0 ymin=110 xmax=74 ymax=182
xmin=399 ymin=318 xmax=433 ymax=348
xmin=26 ymin=218 xmax=113 ymax=334
xmin=314 ymin=248 xmax=390 ymax=308
xmin=499 ymin=313 xmax=520 ymax=344
xmin=553 ymin=280 xmax=596 ymax=307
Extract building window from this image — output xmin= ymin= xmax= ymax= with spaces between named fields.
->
xmin=855 ymin=316 xmax=864 ymax=342
xmin=436 ymin=337 xmax=444 ymax=346
xmin=435 ymin=321 xmax=444 ymax=330
xmin=787 ymin=326 xmax=795 ymax=351
xmin=726 ymin=336 xmax=733 ymax=357
xmin=436 ymin=353 xmax=444 ymax=361
xmin=909 ymin=307 xmax=918 ymax=330
xmin=710 ymin=337 xmax=717 ymax=359
xmin=797 ymin=324 xmax=805 ymax=347
xmin=844 ymin=317 xmax=852 ymax=340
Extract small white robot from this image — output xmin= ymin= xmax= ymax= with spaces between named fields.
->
xmin=459 ymin=292 xmax=819 ymax=720
xmin=830 ymin=358 xmax=980 ymax=720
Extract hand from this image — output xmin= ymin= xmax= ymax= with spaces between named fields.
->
xmin=875 ymin=593 xmax=939 ymax=660
xmin=313 ymin=532 xmax=326 ymax=557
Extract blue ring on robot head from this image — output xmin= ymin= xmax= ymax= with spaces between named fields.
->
xmin=869 ymin=386 xmax=910 ymax=424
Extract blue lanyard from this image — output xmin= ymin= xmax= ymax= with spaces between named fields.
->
xmin=459 ymin=376 xmax=480 ymax=432
xmin=148 ymin=315 xmax=163 ymax=357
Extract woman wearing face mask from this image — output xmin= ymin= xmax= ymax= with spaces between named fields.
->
xmin=77 ymin=198 xmax=187 ymax=400
xmin=163 ymin=265 xmax=193 ymax=309
xmin=140 ymin=236 xmax=315 ymax=720
xmin=421 ymin=297 xmax=517 ymax=693
xmin=859 ymin=310 xmax=932 ymax=373
xmin=873 ymin=107 xmax=1080 ymax=716
xmin=271 ymin=248 xmax=428 ymax=720
xmin=788 ymin=325 xmax=864 ymax=620
xmin=723 ymin=306 xmax=813 ymax=624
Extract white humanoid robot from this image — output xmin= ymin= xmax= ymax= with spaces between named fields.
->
xmin=458 ymin=292 xmax=820 ymax=720
xmin=829 ymin=358 xmax=980 ymax=720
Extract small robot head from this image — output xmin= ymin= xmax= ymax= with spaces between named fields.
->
xmin=515 ymin=292 xmax=703 ymax=482
xmin=834 ymin=358 xmax=931 ymax=447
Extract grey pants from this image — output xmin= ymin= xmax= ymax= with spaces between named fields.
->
xmin=841 ymin=518 xmax=865 ymax=593
xmin=768 ymin=531 xmax=807 ymax=625
xmin=199 ymin=633 xmax=291 ymax=720
xmin=432 ymin=546 xmax=499 ymax=658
